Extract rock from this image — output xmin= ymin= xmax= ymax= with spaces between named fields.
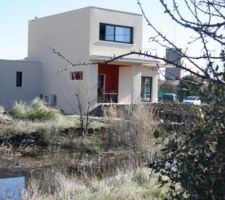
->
xmin=0 ymin=105 xmax=13 ymax=124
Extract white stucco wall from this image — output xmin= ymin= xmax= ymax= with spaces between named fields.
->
xmin=28 ymin=7 xmax=97 ymax=114
xmin=118 ymin=67 xmax=132 ymax=103
xmin=118 ymin=65 xmax=159 ymax=104
xmin=27 ymin=7 xmax=145 ymax=113
xmin=26 ymin=7 xmax=158 ymax=113
xmin=0 ymin=60 xmax=41 ymax=108
xmin=89 ymin=7 xmax=143 ymax=57
xmin=137 ymin=66 xmax=159 ymax=103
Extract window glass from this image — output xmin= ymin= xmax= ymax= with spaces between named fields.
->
xmin=16 ymin=72 xmax=23 ymax=87
xmin=141 ymin=77 xmax=152 ymax=101
xmin=99 ymin=23 xmax=133 ymax=44
xmin=115 ymin=27 xmax=131 ymax=43
xmin=185 ymin=96 xmax=198 ymax=100
xmin=105 ymin=25 xmax=115 ymax=41
xmin=99 ymin=24 xmax=106 ymax=40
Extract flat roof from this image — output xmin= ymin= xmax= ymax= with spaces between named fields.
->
xmin=29 ymin=6 xmax=142 ymax=22
xmin=88 ymin=6 xmax=142 ymax=16
xmin=0 ymin=59 xmax=40 ymax=64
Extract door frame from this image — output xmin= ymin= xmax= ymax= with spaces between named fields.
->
xmin=141 ymin=76 xmax=152 ymax=102
xmin=97 ymin=74 xmax=106 ymax=102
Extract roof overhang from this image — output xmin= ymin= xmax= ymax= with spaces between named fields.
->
xmin=89 ymin=54 xmax=162 ymax=68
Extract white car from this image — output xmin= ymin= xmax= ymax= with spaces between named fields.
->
xmin=183 ymin=96 xmax=201 ymax=105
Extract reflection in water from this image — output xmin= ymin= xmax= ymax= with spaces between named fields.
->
xmin=0 ymin=177 xmax=25 ymax=200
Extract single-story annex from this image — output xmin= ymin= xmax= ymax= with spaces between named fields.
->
xmin=0 ymin=7 xmax=160 ymax=114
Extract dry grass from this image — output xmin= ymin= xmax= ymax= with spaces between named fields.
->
xmin=0 ymin=98 xmax=80 ymax=137
xmin=9 ymin=98 xmax=62 ymax=121
xmin=0 ymin=118 xmax=76 ymax=137
xmin=106 ymin=104 xmax=160 ymax=153
xmin=0 ymin=117 xmax=107 ymax=156
xmin=70 ymin=134 xmax=107 ymax=154
xmin=23 ymin=168 xmax=169 ymax=200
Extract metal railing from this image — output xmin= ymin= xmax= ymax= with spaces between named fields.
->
xmin=98 ymin=92 xmax=118 ymax=103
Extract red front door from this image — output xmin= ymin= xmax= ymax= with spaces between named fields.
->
xmin=98 ymin=64 xmax=119 ymax=103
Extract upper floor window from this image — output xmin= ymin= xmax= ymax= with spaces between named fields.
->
xmin=16 ymin=71 xmax=23 ymax=87
xmin=99 ymin=23 xmax=133 ymax=44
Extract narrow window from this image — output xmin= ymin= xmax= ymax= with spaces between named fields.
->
xmin=141 ymin=77 xmax=152 ymax=102
xmin=71 ymin=71 xmax=83 ymax=80
xmin=16 ymin=71 xmax=23 ymax=87
xmin=99 ymin=23 xmax=133 ymax=44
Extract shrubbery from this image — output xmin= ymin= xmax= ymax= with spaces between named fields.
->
xmin=9 ymin=98 xmax=61 ymax=121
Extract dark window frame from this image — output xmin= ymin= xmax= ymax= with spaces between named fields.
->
xmin=16 ymin=71 xmax=23 ymax=87
xmin=99 ymin=23 xmax=133 ymax=44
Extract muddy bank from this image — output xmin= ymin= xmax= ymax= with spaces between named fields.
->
xmin=0 ymin=126 xmax=106 ymax=146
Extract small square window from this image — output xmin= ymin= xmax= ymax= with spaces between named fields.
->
xmin=71 ymin=71 xmax=83 ymax=80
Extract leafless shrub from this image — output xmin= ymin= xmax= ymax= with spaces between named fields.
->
xmin=106 ymin=104 xmax=161 ymax=165
xmin=66 ymin=81 xmax=97 ymax=135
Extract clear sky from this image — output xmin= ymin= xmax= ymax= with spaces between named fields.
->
xmin=0 ymin=0 xmax=197 ymax=60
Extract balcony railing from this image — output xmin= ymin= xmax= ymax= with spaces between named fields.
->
xmin=98 ymin=92 xmax=118 ymax=103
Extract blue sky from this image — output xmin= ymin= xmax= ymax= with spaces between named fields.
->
xmin=0 ymin=0 xmax=193 ymax=59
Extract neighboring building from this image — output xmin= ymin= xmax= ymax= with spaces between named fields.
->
xmin=165 ymin=48 xmax=184 ymax=80
xmin=0 ymin=7 xmax=160 ymax=114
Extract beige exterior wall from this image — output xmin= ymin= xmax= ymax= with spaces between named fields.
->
xmin=28 ymin=7 xmax=91 ymax=62
xmin=0 ymin=59 xmax=41 ymax=108
xmin=89 ymin=7 xmax=142 ymax=56
xmin=118 ymin=67 xmax=132 ymax=103
xmin=26 ymin=7 xmax=158 ymax=113
xmin=28 ymin=7 xmax=97 ymax=114
xmin=138 ymin=66 xmax=159 ymax=103
xmin=118 ymin=65 xmax=158 ymax=104
xmin=0 ymin=7 xmax=159 ymax=113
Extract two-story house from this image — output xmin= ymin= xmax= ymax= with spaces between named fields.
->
xmin=0 ymin=7 xmax=160 ymax=114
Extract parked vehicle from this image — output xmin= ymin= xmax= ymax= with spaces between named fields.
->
xmin=163 ymin=93 xmax=178 ymax=102
xmin=183 ymin=96 xmax=201 ymax=105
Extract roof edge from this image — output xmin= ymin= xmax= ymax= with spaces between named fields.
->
xmin=88 ymin=6 xmax=142 ymax=16
xmin=0 ymin=59 xmax=41 ymax=64
xmin=29 ymin=6 xmax=142 ymax=22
